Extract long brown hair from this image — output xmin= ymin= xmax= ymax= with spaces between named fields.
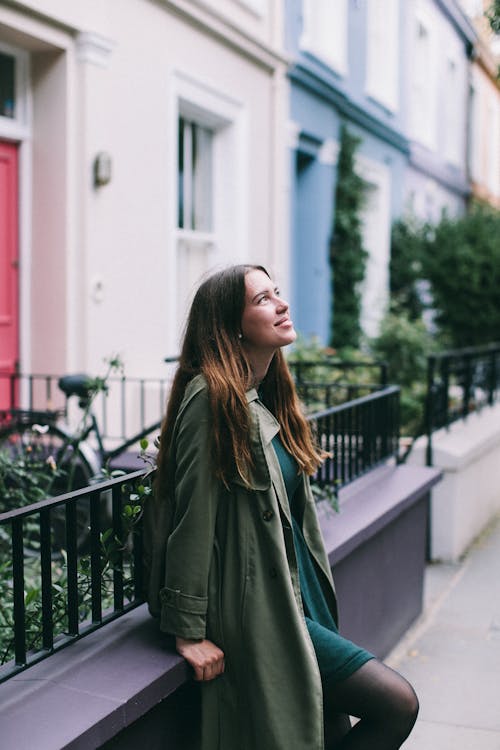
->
xmin=155 ymin=264 xmax=324 ymax=494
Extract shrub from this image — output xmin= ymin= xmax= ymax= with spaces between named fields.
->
xmin=369 ymin=309 xmax=436 ymax=435
xmin=422 ymin=207 xmax=500 ymax=347
xmin=390 ymin=207 xmax=500 ymax=349
xmin=329 ymin=126 xmax=369 ymax=349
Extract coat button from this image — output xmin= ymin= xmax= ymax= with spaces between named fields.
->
xmin=269 ymin=567 xmax=278 ymax=578
xmin=262 ymin=509 xmax=274 ymax=522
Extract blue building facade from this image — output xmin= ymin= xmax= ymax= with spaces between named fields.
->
xmin=285 ymin=0 xmax=475 ymax=345
xmin=285 ymin=0 xmax=409 ymax=343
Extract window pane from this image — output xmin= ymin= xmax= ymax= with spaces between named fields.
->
xmin=0 ymin=53 xmax=15 ymax=119
xmin=177 ymin=116 xmax=213 ymax=231
xmin=178 ymin=118 xmax=185 ymax=228
xmin=192 ymin=124 xmax=212 ymax=232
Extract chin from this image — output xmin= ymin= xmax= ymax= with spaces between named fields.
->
xmin=281 ymin=330 xmax=297 ymax=346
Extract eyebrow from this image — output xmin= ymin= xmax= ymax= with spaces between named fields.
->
xmin=251 ymin=286 xmax=279 ymax=302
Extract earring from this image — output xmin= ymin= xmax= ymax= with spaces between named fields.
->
xmin=238 ymin=333 xmax=242 ymax=340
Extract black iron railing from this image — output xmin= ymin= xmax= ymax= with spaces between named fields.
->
xmin=0 ymin=371 xmax=174 ymax=446
xmin=425 ymin=343 xmax=500 ymax=465
xmin=0 ymin=385 xmax=400 ymax=682
xmin=0 ymin=360 xmax=386 ymax=447
xmin=310 ymin=386 xmax=400 ymax=490
xmin=288 ymin=358 xmax=388 ymax=412
xmin=0 ymin=470 xmax=147 ymax=683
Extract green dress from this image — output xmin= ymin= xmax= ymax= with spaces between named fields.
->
xmin=272 ymin=436 xmax=374 ymax=686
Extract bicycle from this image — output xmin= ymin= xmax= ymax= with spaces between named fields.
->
xmin=0 ymin=372 xmax=164 ymax=552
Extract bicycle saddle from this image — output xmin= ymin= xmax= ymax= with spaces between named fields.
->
xmin=58 ymin=374 xmax=93 ymax=399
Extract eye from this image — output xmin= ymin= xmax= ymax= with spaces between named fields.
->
xmin=257 ymin=294 xmax=269 ymax=304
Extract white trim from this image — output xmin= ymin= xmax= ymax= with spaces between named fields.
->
xmin=0 ymin=42 xmax=30 ymax=139
xmin=300 ymin=0 xmax=348 ymax=77
xmin=75 ymin=32 xmax=115 ymax=68
xmin=287 ymin=120 xmax=301 ymax=150
xmin=168 ymin=69 xmax=248 ymax=347
xmin=355 ymin=154 xmax=391 ymax=338
xmin=364 ymin=0 xmax=399 ymax=113
xmin=233 ymin=0 xmax=266 ymax=17
xmin=318 ymin=138 xmax=339 ymax=166
xmin=409 ymin=6 xmax=438 ymax=150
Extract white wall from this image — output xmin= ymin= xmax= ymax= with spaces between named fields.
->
xmin=402 ymin=0 xmax=470 ymax=220
xmin=408 ymin=404 xmax=500 ymax=561
xmin=0 ymin=0 xmax=288 ymax=384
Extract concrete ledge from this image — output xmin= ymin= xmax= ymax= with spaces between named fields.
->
xmin=318 ymin=463 xmax=441 ymax=566
xmin=430 ymin=403 xmax=500 ymax=470
xmin=0 ymin=607 xmax=192 ymax=750
xmin=408 ymin=403 xmax=500 ymax=561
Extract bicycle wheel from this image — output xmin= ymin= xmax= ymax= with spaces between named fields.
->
xmin=0 ymin=420 xmax=97 ymax=553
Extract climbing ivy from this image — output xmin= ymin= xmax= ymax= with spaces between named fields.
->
xmin=329 ymin=126 xmax=368 ymax=349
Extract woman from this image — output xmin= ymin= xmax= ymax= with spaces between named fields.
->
xmin=147 ymin=264 xmax=418 ymax=750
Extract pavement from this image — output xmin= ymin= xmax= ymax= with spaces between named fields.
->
xmin=386 ymin=513 xmax=500 ymax=749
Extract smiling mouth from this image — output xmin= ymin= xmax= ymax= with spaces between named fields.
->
xmin=275 ymin=318 xmax=293 ymax=327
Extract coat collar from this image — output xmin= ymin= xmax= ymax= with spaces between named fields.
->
xmin=230 ymin=390 xmax=280 ymax=490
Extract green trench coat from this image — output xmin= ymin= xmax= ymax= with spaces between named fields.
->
xmin=146 ymin=375 xmax=339 ymax=750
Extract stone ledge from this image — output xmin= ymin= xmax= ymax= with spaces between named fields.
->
xmin=318 ymin=463 xmax=442 ymax=566
xmin=0 ymin=607 xmax=187 ymax=750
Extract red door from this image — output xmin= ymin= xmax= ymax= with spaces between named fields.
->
xmin=0 ymin=141 xmax=19 ymax=411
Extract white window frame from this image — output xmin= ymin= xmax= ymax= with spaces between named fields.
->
xmin=443 ymin=51 xmax=462 ymax=166
xmin=300 ymin=0 xmax=348 ymax=76
xmin=364 ymin=0 xmax=399 ymax=112
xmin=233 ymin=0 xmax=266 ymax=16
xmin=409 ymin=9 xmax=437 ymax=150
xmin=355 ymin=154 xmax=391 ymax=338
xmin=468 ymin=75 xmax=481 ymax=183
xmin=487 ymin=100 xmax=500 ymax=197
xmin=167 ymin=71 xmax=247 ymax=340
xmin=0 ymin=41 xmax=30 ymax=140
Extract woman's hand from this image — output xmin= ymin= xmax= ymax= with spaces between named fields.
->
xmin=176 ymin=637 xmax=225 ymax=681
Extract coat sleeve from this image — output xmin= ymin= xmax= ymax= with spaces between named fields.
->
xmin=159 ymin=387 xmax=220 ymax=640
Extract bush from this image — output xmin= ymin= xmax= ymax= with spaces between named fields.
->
xmin=329 ymin=126 xmax=369 ymax=349
xmin=422 ymin=207 xmax=500 ymax=347
xmin=369 ymin=310 xmax=436 ymax=435
xmin=390 ymin=207 xmax=500 ymax=348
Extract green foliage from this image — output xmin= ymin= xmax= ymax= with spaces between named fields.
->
xmin=329 ymin=126 xmax=369 ymax=349
xmin=310 ymin=483 xmax=340 ymax=513
xmin=389 ymin=218 xmax=426 ymax=320
xmin=288 ymin=335 xmax=386 ymax=413
xmin=486 ymin=0 xmax=500 ymax=33
xmin=369 ymin=309 xmax=436 ymax=435
xmin=423 ymin=207 xmax=500 ymax=347
xmin=390 ymin=207 xmax=500 ymax=349
xmin=0 ymin=433 xmax=66 ymax=511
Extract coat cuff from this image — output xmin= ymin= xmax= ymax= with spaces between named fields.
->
xmin=159 ymin=587 xmax=207 ymax=639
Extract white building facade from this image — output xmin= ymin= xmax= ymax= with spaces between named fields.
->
xmin=0 ymin=0 xmax=289 ymax=386
xmin=402 ymin=0 xmax=476 ymax=222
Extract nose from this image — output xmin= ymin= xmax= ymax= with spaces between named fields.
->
xmin=276 ymin=295 xmax=288 ymax=313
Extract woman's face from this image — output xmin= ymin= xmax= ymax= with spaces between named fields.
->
xmin=240 ymin=269 xmax=297 ymax=354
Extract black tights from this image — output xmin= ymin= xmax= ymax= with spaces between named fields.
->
xmin=323 ymin=659 xmax=419 ymax=750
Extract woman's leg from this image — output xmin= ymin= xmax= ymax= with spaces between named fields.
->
xmin=323 ymin=659 xmax=419 ymax=750
xmin=323 ymin=709 xmax=351 ymax=749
